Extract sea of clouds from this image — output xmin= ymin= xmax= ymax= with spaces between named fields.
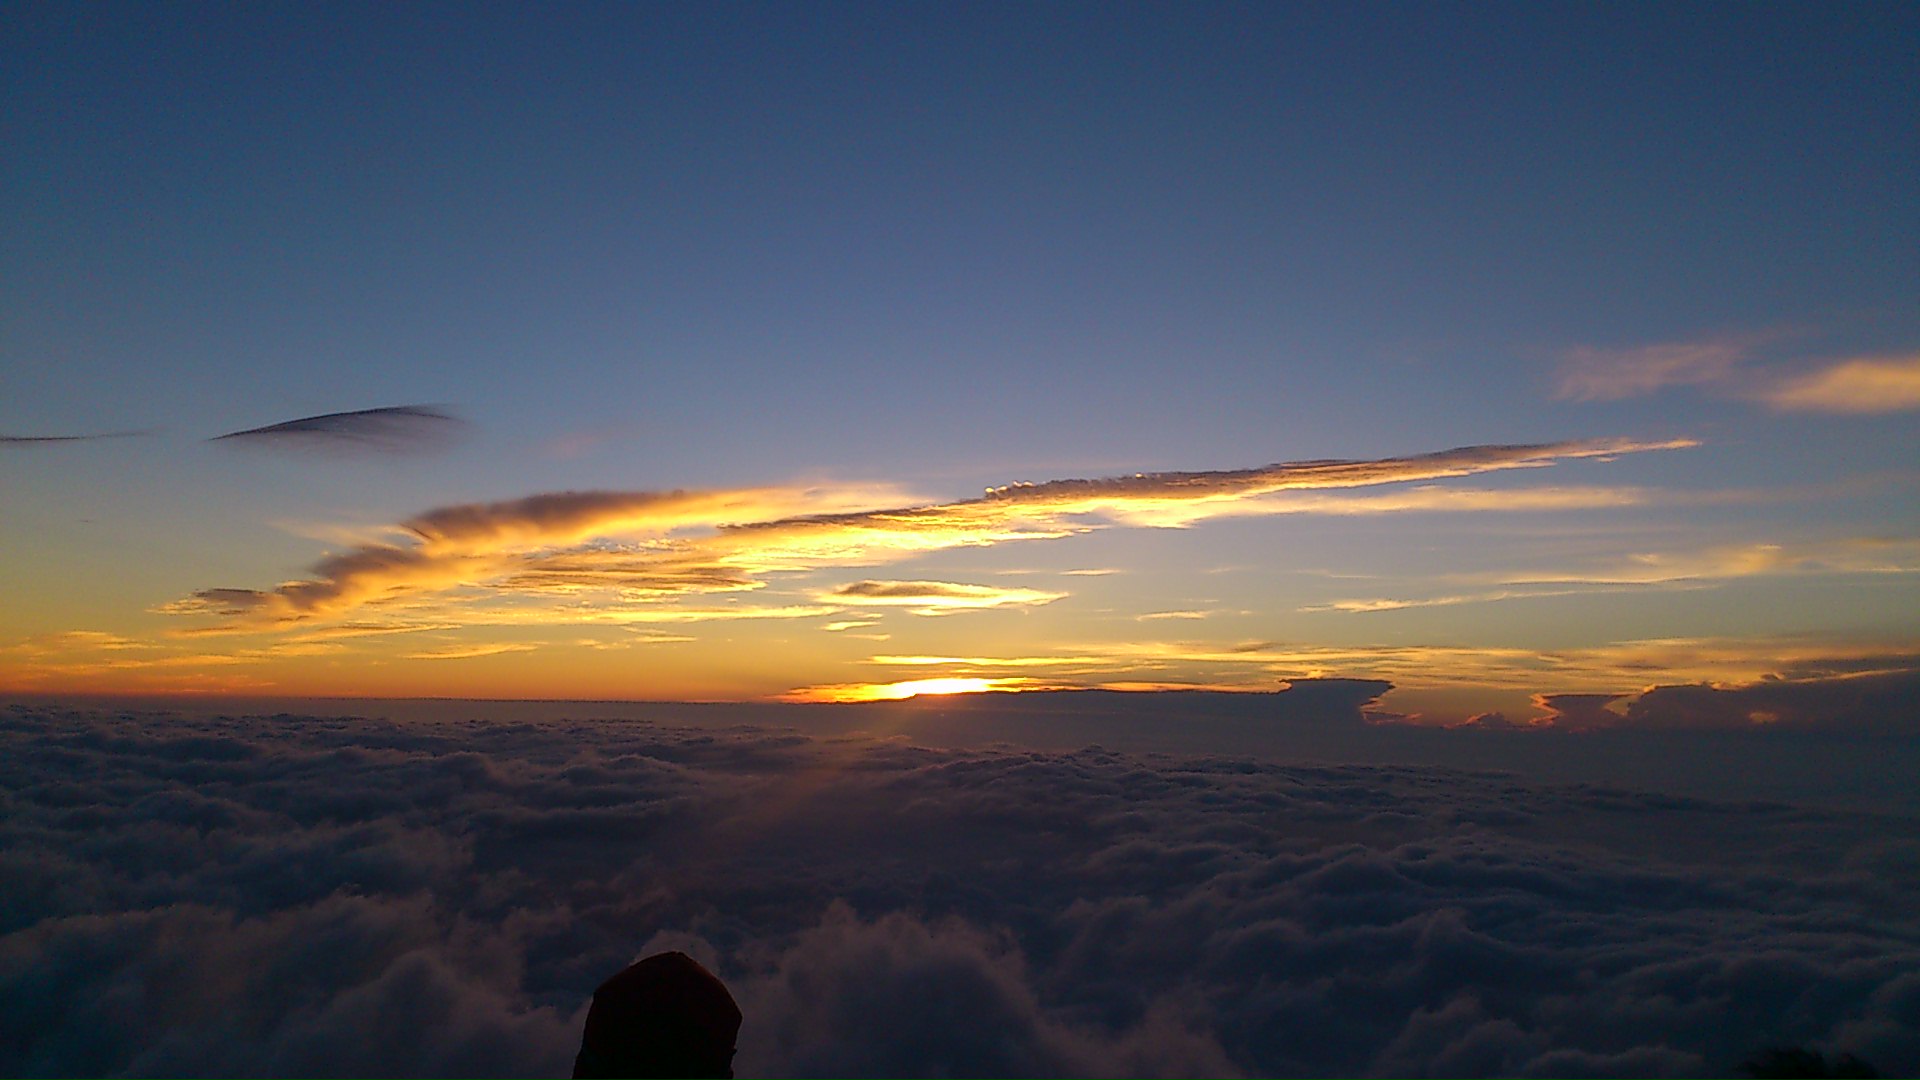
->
xmin=4 ymin=701 xmax=1918 ymax=1077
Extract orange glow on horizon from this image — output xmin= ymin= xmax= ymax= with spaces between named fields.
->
xmin=782 ymin=677 xmax=1026 ymax=703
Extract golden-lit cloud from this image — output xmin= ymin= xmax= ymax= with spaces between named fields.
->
xmin=4 ymin=630 xmax=157 ymax=654
xmin=402 ymin=642 xmax=540 ymax=660
xmin=167 ymin=438 xmax=1692 ymax=633
xmin=1213 ymin=484 xmax=1649 ymax=522
xmin=1492 ymin=537 xmax=1920 ymax=586
xmin=1300 ymin=587 xmax=1610 ymax=613
xmin=869 ymin=654 xmax=1088 ymax=667
xmin=1753 ymin=354 xmax=1920 ymax=413
xmin=821 ymin=580 xmax=1065 ymax=614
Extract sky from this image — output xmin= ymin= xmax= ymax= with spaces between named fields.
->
xmin=4 ymin=2 xmax=1919 ymax=725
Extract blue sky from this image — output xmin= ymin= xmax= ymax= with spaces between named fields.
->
xmin=3 ymin=2 xmax=1916 ymax=716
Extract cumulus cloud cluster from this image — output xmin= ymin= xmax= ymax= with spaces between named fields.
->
xmin=4 ymin=703 xmax=1916 ymax=1077
xmin=166 ymin=438 xmax=1691 ymax=632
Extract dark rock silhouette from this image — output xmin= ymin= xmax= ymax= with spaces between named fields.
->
xmin=574 ymin=951 xmax=741 ymax=1079
xmin=1739 ymin=1046 xmax=1881 ymax=1078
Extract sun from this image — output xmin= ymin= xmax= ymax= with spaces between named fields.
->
xmin=875 ymin=677 xmax=996 ymax=699
xmin=782 ymin=677 xmax=1012 ymax=703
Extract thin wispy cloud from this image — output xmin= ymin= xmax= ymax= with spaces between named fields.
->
xmin=167 ymin=438 xmax=1694 ymax=633
xmin=1554 ymin=336 xmax=1754 ymax=401
xmin=1304 ymin=538 xmax=1920 ymax=613
xmin=1556 ymin=333 xmax=1920 ymax=413
xmin=1753 ymin=354 xmax=1920 ymax=413
xmin=1489 ymin=537 xmax=1920 ymax=586
xmin=210 ymin=405 xmax=466 ymax=452
xmin=1300 ymin=586 xmax=1615 ymax=613
xmin=1 ymin=430 xmax=149 ymax=446
xmin=402 ymin=642 xmax=539 ymax=660
xmin=3 ymin=630 xmax=156 ymax=654
xmin=821 ymin=580 xmax=1065 ymax=615
xmin=869 ymin=654 xmax=1089 ymax=668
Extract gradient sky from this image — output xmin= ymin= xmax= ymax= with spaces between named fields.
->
xmin=3 ymin=2 xmax=1916 ymax=722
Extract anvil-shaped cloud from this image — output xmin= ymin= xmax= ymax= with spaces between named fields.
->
xmin=167 ymin=438 xmax=1691 ymax=631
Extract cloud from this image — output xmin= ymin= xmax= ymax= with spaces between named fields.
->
xmin=3 ymin=704 xmax=1916 ymax=1076
xmin=1498 ymin=538 xmax=1920 ymax=586
xmin=170 ymin=438 xmax=1692 ymax=632
xmin=822 ymin=580 xmax=1065 ymax=614
xmin=869 ymin=654 xmax=1089 ymax=667
xmin=944 ymin=438 xmax=1689 ymax=529
xmin=402 ymin=642 xmax=540 ymax=661
xmin=1305 ymin=538 xmax=1920 ymax=614
xmin=1530 ymin=668 xmax=1920 ymax=734
xmin=209 ymin=405 xmax=466 ymax=452
xmin=1301 ymin=587 xmax=1611 ymax=613
xmin=1555 ymin=337 xmax=1754 ymax=401
xmin=723 ymin=903 xmax=1240 ymax=1077
xmin=1 ymin=430 xmax=149 ymax=446
xmin=2 ymin=630 xmax=156 ymax=654
xmin=1618 ymin=668 xmax=1920 ymax=734
xmin=1556 ymin=333 xmax=1920 ymax=414
xmin=1753 ymin=355 xmax=1920 ymax=414
xmin=1529 ymin=692 xmax=1631 ymax=730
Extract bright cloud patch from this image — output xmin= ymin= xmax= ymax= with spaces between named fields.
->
xmin=167 ymin=438 xmax=1692 ymax=633
xmin=823 ymin=580 xmax=1065 ymax=614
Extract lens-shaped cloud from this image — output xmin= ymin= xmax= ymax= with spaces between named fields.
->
xmin=210 ymin=406 xmax=466 ymax=452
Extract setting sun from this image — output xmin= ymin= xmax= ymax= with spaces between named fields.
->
xmin=784 ymin=677 xmax=1020 ymax=703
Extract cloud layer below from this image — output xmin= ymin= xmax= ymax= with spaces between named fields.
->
xmin=3 ymin=703 xmax=1916 ymax=1077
